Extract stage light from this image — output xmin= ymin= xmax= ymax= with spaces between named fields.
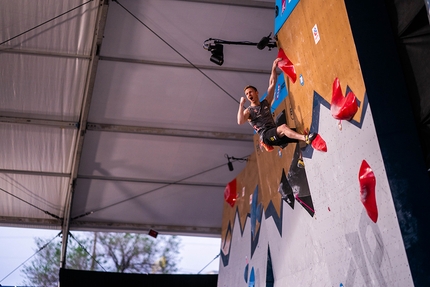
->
xmin=228 ymin=157 xmax=234 ymax=171
xmin=203 ymin=34 xmax=277 ymax=65
xmin=209 ymin=43 xmax=224 ymax=66
xmin=225 ymin=154 xmax=248 ymax=172
xmin=257 ymin=35 xmax=271 ymax=50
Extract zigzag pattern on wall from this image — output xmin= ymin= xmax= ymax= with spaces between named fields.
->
xmin=221 ymin=88 xmax=368 ymax=266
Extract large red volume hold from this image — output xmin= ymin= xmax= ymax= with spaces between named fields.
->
xmin=331 ymin=78 xmax=358 ymax=120
xmin=277 ymin=48 xmax=297 ymax=83
xmin=358 ymin=160 xmax=378 ymax=223
xmin=311 ymin=134 xmax=327 ymax=152
xmin=224 ymin=178 xmax=237 ymax=207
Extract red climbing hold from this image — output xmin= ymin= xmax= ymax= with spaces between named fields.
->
xmin=277 ymin=48 xmax=297 ymax=83
xmin=224 ymin=178 xmax=237 ymax=207
xmin=331 ymin=78 xmax=358 ymax=120
xmin=260 ymin=140 xmax=274 ymax=152
xmin=358 ymin=160 xmax=378 ymax=223
xmin=311 ymin=134 xmax=327 ymax=152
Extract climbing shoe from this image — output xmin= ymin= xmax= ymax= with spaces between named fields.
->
xmin=260 ymin=141 xmax=274 ymax=152
xmin=305 ymin=133 xmax=317 ymax=145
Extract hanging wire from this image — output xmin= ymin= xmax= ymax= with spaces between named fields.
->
xmin=197 ymin=253 xmax=220 ymax=274
xmin=0 ymin=0 xmax=94 ymax=47
xmin=0 ymin=187 xmax=61 ymax=220
xmin=112 ymin=0 xmax=239 ymax=104
xmin=0 ymin=174 xmax=62 ymax=212
xmin=0 ymin=231 xmax=62 ymax=284
xmin=68 ymin=232 xmax=107 ymax=272
xmin=72 ymin=160 xmax=230 ymax=220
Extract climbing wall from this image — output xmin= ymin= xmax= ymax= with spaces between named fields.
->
xmin=217 ymin=0 xmax=427 ymax=286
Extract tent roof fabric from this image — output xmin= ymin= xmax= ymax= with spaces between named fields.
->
xmin=0 ymin=0 xmax=277 ymax=237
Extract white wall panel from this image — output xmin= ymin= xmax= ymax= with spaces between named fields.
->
xmin=218 ymin=104 xmax=414 ymax=286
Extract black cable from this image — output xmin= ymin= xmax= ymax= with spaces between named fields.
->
xmin=0 ymin=0 xmax=94 ymax=47
xmin=0 ymin=187 xmax=61 ymax=220
xmin=0 ymin=231 xmax=62 ymax=284
xmin=1 ymin=174 xmax=61 ymax=212
xmin=68 ymin=232 xmax=107 ymax=272
xmin=197 ymin=253 xmax=220 ymax=274
xmin=112 ymin=0 xmax=239 ymax=104
xmin=71 ymin=161 xmax=230 ymax=220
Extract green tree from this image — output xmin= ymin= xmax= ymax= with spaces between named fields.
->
xmin=97 ymin=232 xmax=180 ymax=274
xmin=22 ymin=232 xmax=181 ymax=287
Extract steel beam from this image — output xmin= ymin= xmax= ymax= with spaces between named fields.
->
xmin=60 ymin=0 xmax=110 ymax=270
xmin=87 ymin=122 xmax=254 ymax=142
xmin=0 ymin=216 xmax=61 ymax=227
xmin=0 ymin=169 xmax=70 ymax=178
xmin=0 ymin=116 xmax=78 ymax=129
xmin=70 ymin=220 xmax=221 ymax=237
xmin=0 ymin=46 xmax=91 ymax=59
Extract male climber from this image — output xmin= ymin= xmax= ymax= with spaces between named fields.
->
xmin=237 ymin=57 xmax=316 ymax=150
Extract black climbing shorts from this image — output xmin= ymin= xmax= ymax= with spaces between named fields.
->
xmin=261 ymin=127 xmax=298 ymax=147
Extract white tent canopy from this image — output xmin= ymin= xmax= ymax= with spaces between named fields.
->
xmin=0 ymin=0 xmax=277 ymax=256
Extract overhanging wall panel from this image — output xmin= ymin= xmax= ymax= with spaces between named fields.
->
xmin=218 ymin=0 xmax=429 ymax=285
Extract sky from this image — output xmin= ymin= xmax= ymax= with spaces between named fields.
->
xmin=0 ymin=226 xmax=221 ymax=286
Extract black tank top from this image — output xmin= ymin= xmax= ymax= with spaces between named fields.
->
xmin=247 ymin=99 xmax=275 ymax=135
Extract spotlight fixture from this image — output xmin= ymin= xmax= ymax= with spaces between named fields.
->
xmin=227 ymin=157 xmax=234 ymax=171
xmin=203 ymin=33 xmax=277 ymax=66
xmin=224 ymin=154 xmax=248 ymax=171
xmin=257 ymin=33 xmax=275 ymax=50
xmin=209 ymin=43 xmax=224 ymax=66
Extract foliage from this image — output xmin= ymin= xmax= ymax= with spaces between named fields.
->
xmin=97 ymin=232 xmax=180 ymax=274
xmin=21 ymin=236 xmax=63 ymax=287
xmin=21 ymin=232 xmax=181 ymax=287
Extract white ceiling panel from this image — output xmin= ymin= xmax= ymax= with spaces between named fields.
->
xmin=0 ymin=123 xmax=76 ymax=173
xmin=88 ymin=60 xmax=270 ymax=132
xmin=101 ymin=0 xmax=276 ymax=69
xmin=72 ymin=179 xmax=224 ymax=232
xmin=0 ymin=173 xmax=69 ymax=220
xmin=0 ymin=53 xmax=89 ymax=121
xmin=78 ymin=130 xmax=251 ymax=182
xmin=0 ymin=0 xmax=99 ymax=54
